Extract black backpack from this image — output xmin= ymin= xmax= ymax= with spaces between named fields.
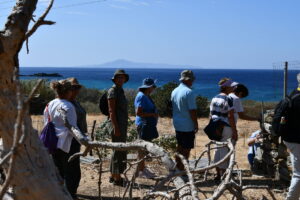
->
xmin=99 ymin=91 xmax=109 ymax=116
xmin=272 ymin=92 xmax=300 ymax=137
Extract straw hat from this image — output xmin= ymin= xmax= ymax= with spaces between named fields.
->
xmin=67 ymin=77 xmax=82 ymax=89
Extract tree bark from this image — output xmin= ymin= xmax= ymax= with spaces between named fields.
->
xmin=0 ymin=1 xmax=72 ymax=199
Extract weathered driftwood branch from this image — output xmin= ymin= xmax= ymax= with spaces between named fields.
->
xmin=0 ymin=78 xmax=43 ymax=199
xmin=143 ymin=191 xmax=172 ymax=200
xmin=154 ymin=140 xmax=234 ymax=191
xmin=208 ymin=141 xmax=238 ymax=200
xmin=25 ymin=0 xmax=55 ymax=53
xmin=177 ymin=153 xmax=199 ymax=200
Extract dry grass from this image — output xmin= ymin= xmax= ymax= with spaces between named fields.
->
xmin=31 ymin=114 xmax=286 ymax=199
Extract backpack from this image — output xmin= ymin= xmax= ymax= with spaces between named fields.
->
xmin=99 ymin=91 xmax=109 ymax=116
xmin=204 ymin=119 xmax=227 ymax=141
xmin=39 ymin=105 xmax=58 ymax=154
xmin=272 ymin=92 xmax=300 ymax=137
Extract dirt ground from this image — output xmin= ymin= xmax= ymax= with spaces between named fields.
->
xmin=32 ymin=115 xmax=288 ymax=199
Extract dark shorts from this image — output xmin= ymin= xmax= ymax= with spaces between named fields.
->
xmin=176 ymin=131 xmax=195 ymax=149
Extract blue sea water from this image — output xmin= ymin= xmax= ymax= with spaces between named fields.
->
xmin=20 ymin=67 xmax=300 ymax=102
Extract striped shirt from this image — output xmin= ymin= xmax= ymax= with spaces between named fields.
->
xmin=210 ymin=94 xmax=233 ymax=124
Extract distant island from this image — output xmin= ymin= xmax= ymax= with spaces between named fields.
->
xmin=20 ymin=73 xmax=62 ymax=77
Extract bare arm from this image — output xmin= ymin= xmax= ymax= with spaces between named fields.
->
xmin=189 ymin=109 xmax=198 ymax=133
xmin=108 ymin=98 xmax=120 ymax=137
xmin=136 ymin=107 xmax=158 ymax=118
xmin=247 ymin=134 xmax=261 ymax=146
xmin=228 ymin=109 xmax=238 ymax=141
xmin=247 ymin=138 xmax=256 ymax=146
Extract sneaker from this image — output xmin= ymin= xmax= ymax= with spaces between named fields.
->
xmin=138 ymin=168 xmax=156 ymax=178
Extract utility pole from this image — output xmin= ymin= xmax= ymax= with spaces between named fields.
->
xmin=284 ymin=61 xmax=288 ymax=98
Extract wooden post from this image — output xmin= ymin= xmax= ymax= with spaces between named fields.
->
xmin=284 ymin=61 xmax=288 ymax=98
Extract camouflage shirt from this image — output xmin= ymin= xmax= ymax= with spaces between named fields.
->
xmin=107 ymin=84 xmax=128 ymax=128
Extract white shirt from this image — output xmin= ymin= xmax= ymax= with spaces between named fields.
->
xmin=43 ymin=98 xmax=78 ymax=153
xmin=228 ymin=93 xmax=244 ymax=124
xmin=248 ymin=130 xmax=261 ymax=154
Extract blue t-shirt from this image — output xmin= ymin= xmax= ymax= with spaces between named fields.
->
xmin=134 ymin=91 xmax=158 ymax=127
xmin=171 ymin=83 xmax=197 ymax=132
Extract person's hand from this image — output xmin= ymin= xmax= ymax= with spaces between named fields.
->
xmin=114 ymin=129 xmax=121 ymax=137
xmin=80 ymin=136 xmax=90 ymax=146
xmin=255 ymin=134 xmax=262 ymax=143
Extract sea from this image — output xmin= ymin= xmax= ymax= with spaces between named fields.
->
xmin=20 ymin=67 xmax=300 ymax=102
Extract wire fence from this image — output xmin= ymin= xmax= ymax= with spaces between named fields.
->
xmin=272 ymin=61 xmax=300 ymax=100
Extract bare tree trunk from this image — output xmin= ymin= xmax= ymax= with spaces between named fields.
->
xmin=0 ymin=1 xmax=72 ymax=199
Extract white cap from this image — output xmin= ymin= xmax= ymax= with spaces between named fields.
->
xmin=231 ymin=82 xmax=239 ymax=87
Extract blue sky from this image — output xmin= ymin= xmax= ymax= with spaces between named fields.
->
xmin=1 ymin=0 xmax=300 ymax=68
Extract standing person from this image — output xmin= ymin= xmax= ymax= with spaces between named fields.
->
xmin=134 ymin=78 xmax=159 ymax=178
xmin=171 ymin=70 xmax=198 ymax=170
xmin=107 ymin=69 xmax=129 ymax=186
xmin=282 ymin=73 xmax=300 ymax=200
xmin=66 ymin=77 xmax=88 ymax=198
xmin=228 ymin=83 xmax=259 ymax=123
xmin=44 ymin=79 xmax=80 ymax=199
xmin=210 ymin=78 xmax=237 ymax=180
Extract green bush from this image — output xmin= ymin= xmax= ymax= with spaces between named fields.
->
xmin=77 ymin=87 xmax=103 ymax=104
xmin=196 ymin=96 xmax=210 ymax=117
xmin=152 ymin=82 xmax=178 ymax=117
xmin=242 ymin=100 xmax=277 ymax=118
xmin=80 ymin=101 xmax=100 ymax=114
xmin=21 ymin=80 xmax=55 ymax=114
xmin=152 ymin=135 xmax=177 ymax=153
xmin=124 ymin=89 xmax=138 ymax=116
xmin=151 ymin=82 xmax=209 ymax=117
xmin=21 ymin=80 xmax=103 ymax=114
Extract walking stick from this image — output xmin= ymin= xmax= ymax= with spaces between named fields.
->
xmin=89 ymin=120 xmax=96 ymax=156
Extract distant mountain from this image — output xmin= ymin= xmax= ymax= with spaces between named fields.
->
xmin=85 ymin=59 xmax=201 ymax=69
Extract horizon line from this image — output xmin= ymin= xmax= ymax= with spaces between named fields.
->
xmin=20 ymin=66 xmax=274 ymax=70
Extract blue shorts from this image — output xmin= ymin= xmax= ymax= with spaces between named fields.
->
xmin=248 ymin=153 xmax=255 ymax=166
xmin=176 ymin=131 xmax=195 ymax=149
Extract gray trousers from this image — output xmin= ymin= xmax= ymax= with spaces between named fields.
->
xmin=108 ymin=121 xmax=127 ymax=174
xmin=285 ymin=141 xmax=300 ymax=200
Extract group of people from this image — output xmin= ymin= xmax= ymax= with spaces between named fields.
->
xmin=42 ymin=68 xmax=300 ymax=200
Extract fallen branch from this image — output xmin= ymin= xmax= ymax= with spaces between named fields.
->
xmin=176 ymin=153 xmax=199 ymax=200
xmin=143 ymin=191 xmax=172 ymax=200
